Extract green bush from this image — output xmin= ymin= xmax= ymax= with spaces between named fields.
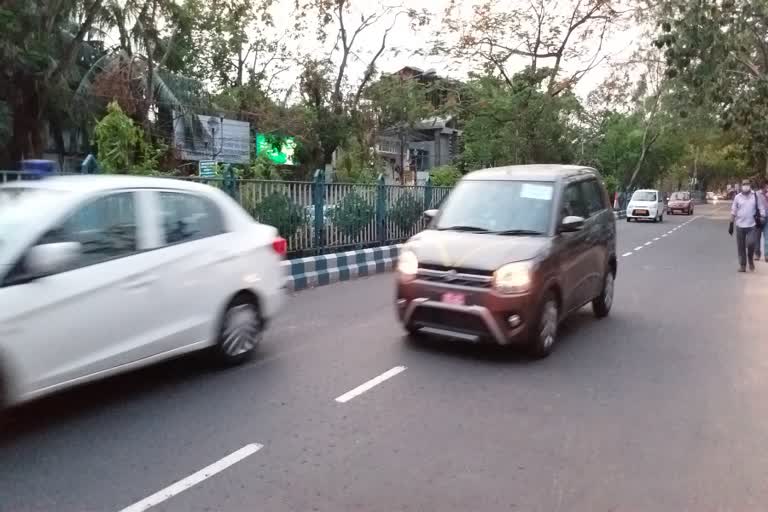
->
xmin=389 ymin=191 xmax=424 ymax=232
xmin=330 ymin=190 xmax=375 ymax=239
xmin=430 ymin=165 xmax=462 ymax=187
xmin=252 ymin=192 xmax=306 ymax=239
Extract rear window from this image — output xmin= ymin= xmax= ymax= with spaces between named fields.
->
xmin=670 ymin=192 xmax=689 ymax=201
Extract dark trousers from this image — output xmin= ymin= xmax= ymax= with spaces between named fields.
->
xmin=737 ymin=226 xmax=757 ymax=268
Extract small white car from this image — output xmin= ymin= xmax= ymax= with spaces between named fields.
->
xmin=0 ymin=176 xmax=286 ymax=408
xmin=626 ymin=189 xmax=664 ymax=222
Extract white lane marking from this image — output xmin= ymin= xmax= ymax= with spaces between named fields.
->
xmin=119 ymin=444 xmax=263 ymax=512
xmin=644 ymin=241 xmax=652 ymax=246
xmin=634 ymin=246 xmax=643 ymax=251
xmin=662 ymin=234 xmax=668 ymax=237
xmin=654 ymin=237 xmax=660 ymax=241
xmin=622 ymin=252 xmax=632 ymax=257
xmin=335 ymin=366 xmax=406 ymax=403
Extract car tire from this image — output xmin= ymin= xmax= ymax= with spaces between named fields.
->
xmin=659 ymin=213 xmax=664 ymax=222
xmin=212 ymin=295 xmax=263 ymax=366
xmin=529 ymin=291 xmax=559 ymax=359
xmin=626 ymin=217 xmax=632 ymax=222
xmin=592 ymin=271 xmax=615 ymax=319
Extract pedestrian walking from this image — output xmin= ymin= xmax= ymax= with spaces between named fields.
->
xmin=756 ymin=182 xmax=768 ymax=262
xmin=729 ymin=179 xmax=766 ymax=272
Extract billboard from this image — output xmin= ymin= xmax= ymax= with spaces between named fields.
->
xmin=173 ymin=113 xmax=251 ymax=164
xmin=255 ymin=133 xmax=297 ymax=166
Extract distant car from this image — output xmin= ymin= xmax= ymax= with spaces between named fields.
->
xmin=396 ymin=164 xmax=617 ymax=358
xmin=626 ymin=189 xmax=664 ymax=222
xmin=0 ymin=176 xmax=286 ymax=409
xmin=667 ymin=191 xmax=694 ymax=215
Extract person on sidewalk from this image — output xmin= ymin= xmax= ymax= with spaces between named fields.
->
xmin=730 ymin=179 xmax=766 ymax=272
xmin=756 ymin=181 xmax=768 ymax=262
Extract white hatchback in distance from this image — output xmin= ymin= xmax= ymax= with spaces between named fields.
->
xmin=626 ymin=189 xmax=665 ymax=222
xmin=0 ymin=176 xmax=286 ymax=408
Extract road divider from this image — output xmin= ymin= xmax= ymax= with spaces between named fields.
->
xmin=282 ymin=245 xmax=402 ymax=292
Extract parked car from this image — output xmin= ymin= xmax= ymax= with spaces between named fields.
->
xmin=0 ymin=175 xmax=286 ymax=409
xmin=395 ymin=164 xmax=617 ymax=358
xmin=667 ymin=191 xmax=694 ymax=215
xmin=626 ymin=189 xmax=664 ymax=222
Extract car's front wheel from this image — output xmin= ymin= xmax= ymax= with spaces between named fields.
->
xmin=592 ymin=271 xmax=615 ymax=318
xmin=529 ymin=292 xmax=559 ymax=359
xmin=213 ymin=296 xmax=263 ymax=365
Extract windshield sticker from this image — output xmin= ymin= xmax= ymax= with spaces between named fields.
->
xmin=520 ymin=184 xmax=553 ymax=201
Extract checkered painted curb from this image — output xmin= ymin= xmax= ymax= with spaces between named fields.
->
xmin=281 ymin=245 xmax=402 ymax=292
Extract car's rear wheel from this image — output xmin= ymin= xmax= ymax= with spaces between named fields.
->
xmin=529 ymin=292 xmax=559 ymax=359
xmin=626 ymin=217 xmax=632 ymax=222
xmin=213 ymin=296 xmax=263 ymax=365
xmin=592 ymin=271 xmax=615 ymax=318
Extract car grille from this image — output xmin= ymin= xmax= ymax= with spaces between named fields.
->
xmin=417 ymin=264 xmax=493 ymax=288
xmin=410 ymin=307 xmax=490 ymax=336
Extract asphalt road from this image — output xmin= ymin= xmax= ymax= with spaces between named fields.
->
xmin=3 ymin=203 xmax=768 ymax=512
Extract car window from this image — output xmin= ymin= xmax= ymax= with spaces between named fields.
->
xmin=670 ymin=192 xmax=689 ymax=201
xmin=632 ymin=191 xmax=657 ymax=202
xmin=580 ymin=179 xmax=605 ymax=216
xmin=40 ymin=192 xmax=139 ymax=271
xmin=562 ymin=183 xmax=589 ymax=219
xmin=435 ymin=180 xmax=554 ymax=234
xmin=158 ymin=191 xmax=225 ymax=245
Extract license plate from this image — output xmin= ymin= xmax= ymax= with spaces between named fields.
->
xmin=441 ymin=292 xmax=466 ymax=306
xmin=635 ymin=209 xmax=648 ymax=216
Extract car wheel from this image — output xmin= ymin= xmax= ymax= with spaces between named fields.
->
xmin=626 ymin=217 xmax=632 ymax=222
xmin=213 ymin=296 xmax=263 ymax=365
xmin=592 ymin=271 xmax=615 ymax=318
xmin=529 ymin=292 xmax=559 ymax=359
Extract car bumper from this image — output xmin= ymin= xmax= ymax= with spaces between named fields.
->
xmin=396 ymin=280 xmax=536 ymax=345
xmin=626 ymin=209 xmax=657 ymax=219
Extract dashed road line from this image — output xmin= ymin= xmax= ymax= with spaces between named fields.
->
xmin=654 ymin=237 xmax=661 ymax=241
xmin=634 ymin=246 xmax=643 ymax=251
xmin=118 ymin=443 xmax=263 ymax=512
xmin=622 ymin=252 xmax=633 ymax=257
xmin=335 ymin=366 xmax=406 ymax=403
xmin=644 ymin=241 xmax=652 ymax=246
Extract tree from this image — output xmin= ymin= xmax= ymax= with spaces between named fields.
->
xmin=435 ymin=0 xmax=630 ymax=96
xmin=93 ymin=101 xmax=165 ymax=174
xmin=653 ymin=0 xmax=768 ymax=175
xmin=0 ymin=0 xmax=104 ymax=164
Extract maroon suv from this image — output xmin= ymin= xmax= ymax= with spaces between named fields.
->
xmin=395 ymin=164 xmax=617 ymax=358
xmin=667 ymin=191 xmax=694 ymax=215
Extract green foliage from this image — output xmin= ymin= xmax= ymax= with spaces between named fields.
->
xmin=93 ymin=102 xmax=166 ymax=174
xmin=334 ymin=138 xmax=378 ymax=184
xmin=329 ymin=190 xmax=375 ymax=239
xmin=429 ymin=165 xmax=462 ymax=187
xmin=251 ymin=192 xmax=306 ymax=239
xmin=389 ymin=192 xmax=424 ymax=232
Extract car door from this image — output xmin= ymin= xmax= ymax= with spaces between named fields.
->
xmin=579 ymin=179 xmax=611 ymax=299
xmin=557 ymin=181 xmax=593 ymax=312
xmin=0 ymin=190 xmax=159 ymax=397
xmin=139 ymin=189 xmax=234 ymax=354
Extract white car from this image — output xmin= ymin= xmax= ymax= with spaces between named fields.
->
xmin=0 ymin=176 xmax=286 ymax=408
xmin=626 ymin=189 xmax=665 ymax=222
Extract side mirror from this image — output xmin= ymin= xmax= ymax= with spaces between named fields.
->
xmin=423 ymin=209 xmax=438 ymax=222
xmin=26 ymin=242 xmax=81 ymax=278
xmin=560 ymin=216 xmax=585 ymax=233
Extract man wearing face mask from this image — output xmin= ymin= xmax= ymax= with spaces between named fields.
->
xmin=729 ymin=179 xmax=766 ymax=272
xmin=756 ymin=181 xmax=768 ymax=262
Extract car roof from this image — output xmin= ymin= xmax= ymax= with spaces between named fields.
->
xmin=0 ymin=174 xmax=215 ymax=195
xmin=463 ymin=164 xmax=599 ymax=182
xmin=634 ymin=188 xmax=660 ymax=193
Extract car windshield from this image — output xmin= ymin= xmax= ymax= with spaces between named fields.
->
xmin=435 ymin=180 xmax=554 ymax=234
xmin=632 ymin=191 xmax=657 ymax=202
xmin=0 ymin=188 xmax=66 ymax=258
xmin=670 ymin=192 xmax=689 ymax=200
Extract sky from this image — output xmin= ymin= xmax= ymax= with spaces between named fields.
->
xmin=263 ymin=0 xmax=645 ymax=101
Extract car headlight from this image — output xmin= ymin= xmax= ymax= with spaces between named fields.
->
xmin=397 ymin=249 xmax=418 ymax=278
xmin=493 ymin=261 xmax=533 ymax=294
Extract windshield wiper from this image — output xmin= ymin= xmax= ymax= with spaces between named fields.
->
xmin=437 ymin=225 xmax=491 ymax=233
xmin=493 ymin=229 xmax=544 ymax=236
